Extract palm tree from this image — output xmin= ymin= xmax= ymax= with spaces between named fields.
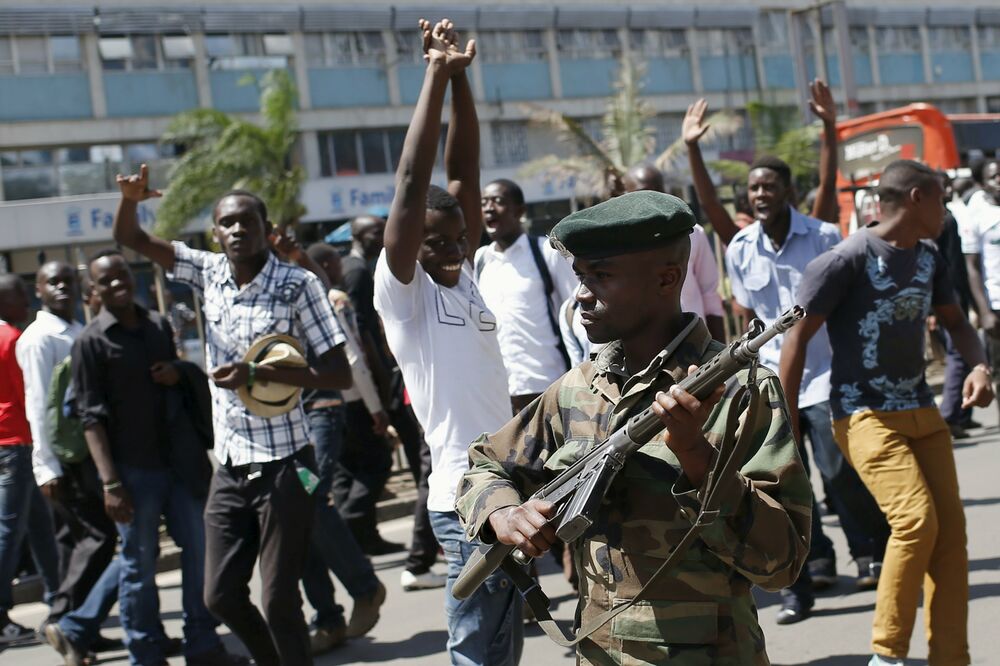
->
xmin=520 ymin=58 xmax=743 ymax=198
xmin=153 ymin=69 xmax=305 ymax=238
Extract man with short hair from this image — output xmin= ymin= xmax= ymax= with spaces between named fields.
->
xmin=56 ymin=250 xmax=241 ymax=666
xmin=0 ymin=273 xmax=60 ymax=646
xmin=375 ymin=20 xmax=521 ymax=664
xmin=781 ymin=159 xmax=993 ymax=666
xmin=458 ymin=190 xmax=812 ymax=666
xmin=15 ymin=262 xmax=122 ymax=653
xmin=113 ymin=164 xmax=351 ymax=666
xmin=477 ymin=177 xmax=577 ymax=411
xmin=961 ymin=159 xmax=1000 ymax=420
xmin=622 ymin=164 xmax=726 ymax=341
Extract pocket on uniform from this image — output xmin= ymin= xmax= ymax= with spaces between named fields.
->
xmin=611 ymin=599 xmax=718 ymax=644
xmin=544 ymin=437 xmax=595 ymax=473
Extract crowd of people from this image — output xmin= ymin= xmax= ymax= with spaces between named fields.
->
xmin=0 ymin=17 xmax=996 ymax=666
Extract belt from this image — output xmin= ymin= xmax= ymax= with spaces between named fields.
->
xmin=224 ymin=458 xmax=286 ymax=480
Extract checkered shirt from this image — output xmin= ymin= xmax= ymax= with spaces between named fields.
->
xmin=169 ymin=241 xmax=346 ymax=465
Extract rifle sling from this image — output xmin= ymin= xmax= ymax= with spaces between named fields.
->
xmin=505 ymin=378 xmax=763 ymax=648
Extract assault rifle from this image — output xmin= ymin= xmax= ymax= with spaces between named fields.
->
xmin=453 ymin=306 xmax=804 ymax=606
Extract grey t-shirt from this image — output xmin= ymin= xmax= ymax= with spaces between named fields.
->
xmin=797 ymin=226 xmax=956 ymax=419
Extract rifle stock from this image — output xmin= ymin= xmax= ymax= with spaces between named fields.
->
xmin=452 ymin=307 xmax=804 ymax=601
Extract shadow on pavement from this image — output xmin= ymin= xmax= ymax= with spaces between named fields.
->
xmin=318 ymin=630 xmax=448 ymax=663
xmin=778 ymin=658 xmax=926 ymax=666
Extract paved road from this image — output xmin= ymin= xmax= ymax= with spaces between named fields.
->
xmin=7 ymin=404 xmax=999 ymax=665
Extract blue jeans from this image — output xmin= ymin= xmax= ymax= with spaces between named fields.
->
xmin=116 ymin=464 xmax=219 ymax=664
xmin=301 ymin=407 xmax=379 ymax=629
xmin=430 ymin=510 xmax=522 ymax=666
xmin=60 ymin=555 xmax=122 ymax=648
xmin=0 ymin=445 xmax=59 ymax=612
xmin=800 ymin=402 xmax=889 ymax=562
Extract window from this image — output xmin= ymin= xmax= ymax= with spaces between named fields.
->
xmin=99 ymin=35 xmax=192 ymax=71
xmin=1 ymin=143 xmax=181 ymax=201
xmin=0 ymin=35 xmax=83 ymax=74
xmin=206 ymin=34 xmax=288 ymax=70
xmin=50 ymin=36 xmax=82 ymax=72
xmin=557 ymin=29 xmax=621 ymax=59
xmin=697 ymin=29 xmax=754 ymax=57
xmin=981 ymin=26 xmax=1000 ymax=50
xmin=629 ymin=29 xmax=688 ymax=57
xmin=304 ymin=32 xmax=385 ymax=66
xmin=476 ymin=31 xmax=547 ymax=63
xmin=0 ymin=37 xmax=13 ymax=74
xmin=928 ymin=27 xmax=971 ymax=52
xmin=491 ymin=122 xmax=529 ymax=166
xmin=757 ymin=12 xmax=790 ymax=53
xmin=393 ymin=31 xmax=424 ymax=65
xmin=318 ymin=128 xmax=409 ymax=177
xmin=876 ymin=27 xmax=922 ymax=54
xmin=17 ymin=37 xmax=49 ymax=74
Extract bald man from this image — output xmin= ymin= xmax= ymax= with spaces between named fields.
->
xmin=623 ymin=165 xmax=726 ymax=340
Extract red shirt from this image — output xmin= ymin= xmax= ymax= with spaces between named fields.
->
xmin=0 ymin=322 xmax=31 ymax=446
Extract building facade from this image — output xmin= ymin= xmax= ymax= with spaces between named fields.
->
xmin=3 ymin=1 xmax=1000 ymax=273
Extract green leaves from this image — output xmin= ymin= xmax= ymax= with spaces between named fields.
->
xmin=155 ymin=69 xmax=303 ymax=239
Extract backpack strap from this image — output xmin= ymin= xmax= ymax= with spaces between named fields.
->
xmin=527 ymin=235 xmax=572 ymax=370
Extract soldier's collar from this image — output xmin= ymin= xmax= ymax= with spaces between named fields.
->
xmin=593 ymin=314 xmax=710 ymax=386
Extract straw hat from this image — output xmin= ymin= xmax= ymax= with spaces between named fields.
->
xmin=237 ymin=334 xmax=308 ymax=418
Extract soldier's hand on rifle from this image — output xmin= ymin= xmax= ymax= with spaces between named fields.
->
xmin=488 ymin=499 xmax=558 ymax=559
xmin=652 ymin=365 xmax=726 ymax=455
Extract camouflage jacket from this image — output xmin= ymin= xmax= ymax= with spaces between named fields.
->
xmin=456 ymin=316 xmax=811 ymax=665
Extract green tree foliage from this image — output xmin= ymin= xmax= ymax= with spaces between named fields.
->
xmin=521 ymin=58 xmax=742 ymax=198
xmin=154 ymin=70 xmax=305 ymax=238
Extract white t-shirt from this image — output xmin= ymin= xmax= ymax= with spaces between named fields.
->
xmin=681 ymin=225 xmax=725 ymax=319
xmin=960 ymin=190 xmax=1000 ymax=310
xmin=373 ymin=251 xmax=512 ymax=512
xmin=475 ymin=234 xmax=578 ymax=396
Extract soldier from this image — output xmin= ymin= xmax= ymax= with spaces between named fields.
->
xmin=457 ymin=191 xmax=812 ymax=665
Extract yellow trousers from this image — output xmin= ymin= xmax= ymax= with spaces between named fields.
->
xmin=833 ymin=407 xmax=968 ymax=666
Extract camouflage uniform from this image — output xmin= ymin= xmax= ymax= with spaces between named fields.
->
xmin=456 ymin=316 xmax=812 ymax=665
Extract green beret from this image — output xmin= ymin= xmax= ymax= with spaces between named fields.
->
xmin=549 ymin=191 xmax=696 ymax=259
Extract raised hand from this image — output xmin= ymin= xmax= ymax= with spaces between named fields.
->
xmin=419 ymin=17 xmax=476 ymax=74
xmin=808 ymin=79 xmax=837 ymax=125
xmin=682 ymin=99 xmax=711 ymax=146
xmin=116 ymin=163 xmax=162 ymax=203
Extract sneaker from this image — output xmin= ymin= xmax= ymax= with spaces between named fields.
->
xmin=868 ymin=654 xmax=905 ymax=665
xmin=0 ymin=617 xmax=39 ymax=647
xmin=310 ymin=624 xmax=346 ymax=655
xmin=855 ymin=557 xmax=881 ymax=591
xmin=43 ymin=622 xmax=88 ymax=666
xmin=186 ymin=644 xmax=251 ymax=665
xmin=808 ymin=557 xmax=837 ymax=590
xmin=775 ymin=599 xmax=811 ymax=625
xmin=346 ymin=580 xmax=387 ymax=638
xmin=400 ymin=569 xmax=447 ymax=591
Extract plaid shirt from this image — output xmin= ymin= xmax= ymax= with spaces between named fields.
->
xmin=169 ymin=241 xmax=346 ymax=465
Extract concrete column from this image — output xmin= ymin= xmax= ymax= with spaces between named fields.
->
xmin=686 ymin=27 xmax=703 ymax=94
xmin=82 ymin=33 xmax=106 ymax=118
xmin=919 ymin=24 xmax=933 ymax=84
xmin=751 ymin=19 xmax=768 ymax=91
xmin=384 ymin=29 xmax=402 ymax=106
xmin=545 ymin=28 xmax=562 ymax=98
xmin=291 ymin=32 xmax=312 ymax=110
xmin=300 ymin=129 xmax=322 ymax=179
xmin=971 ymin=25 xmax=987 ymax=112
xmin=868 ymin=25 xmax=881 ymax=87
xmin=192 ymin=33 xmax=213 ymax=108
